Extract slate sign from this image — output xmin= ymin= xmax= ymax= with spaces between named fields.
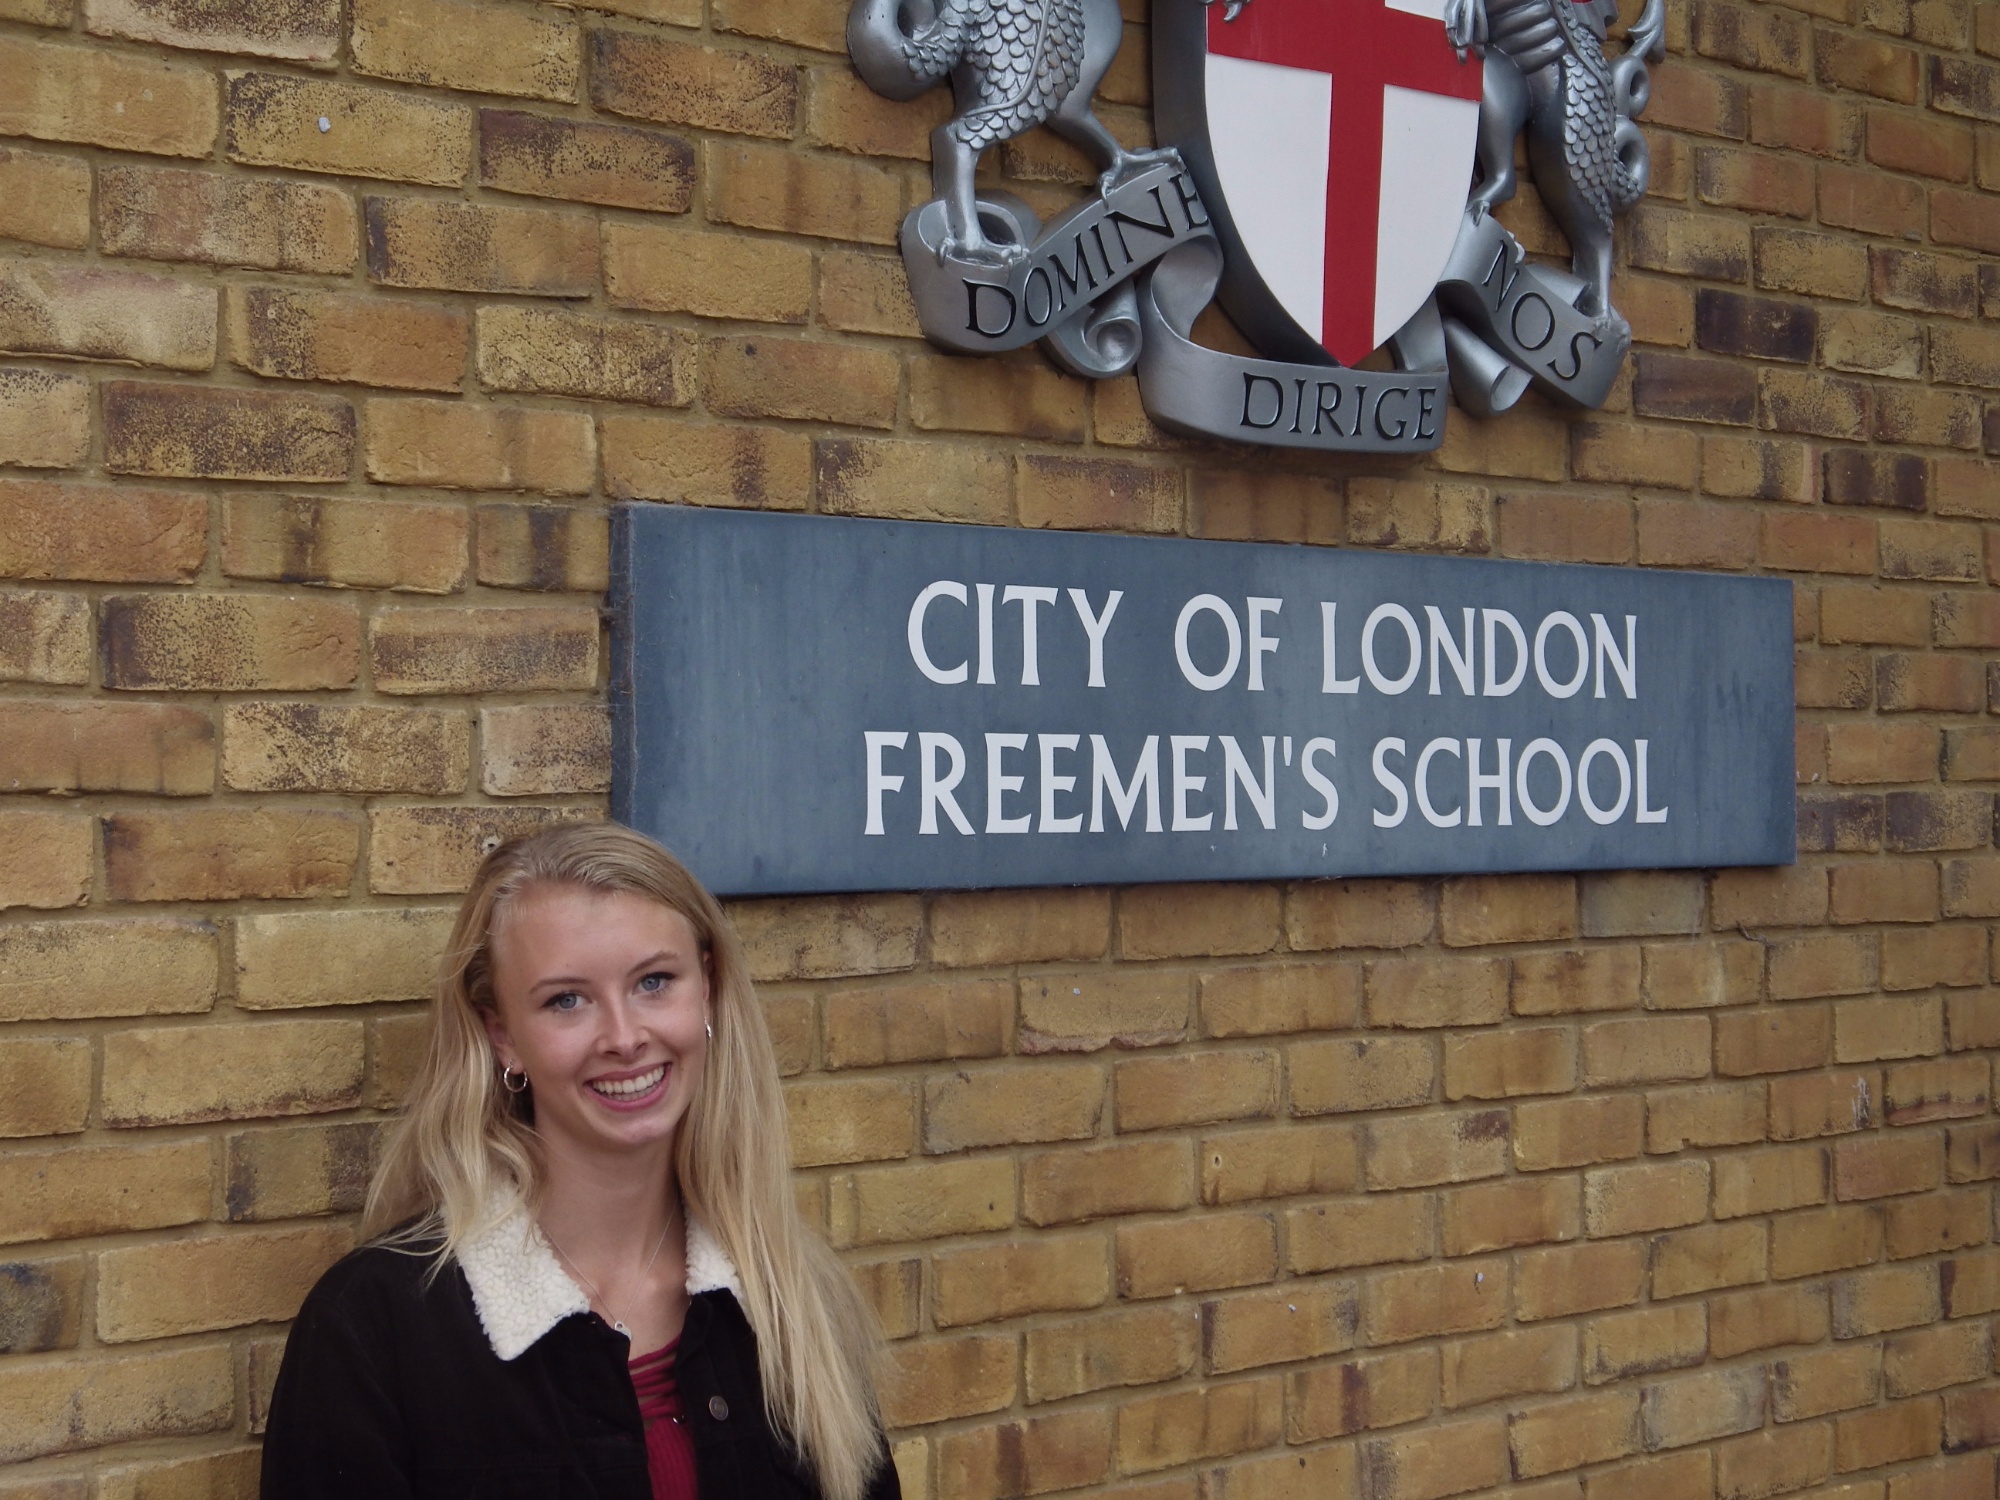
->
xmin=611 ymin=506 xmax=1795 ymax=896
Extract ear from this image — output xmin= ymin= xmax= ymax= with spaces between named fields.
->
xmin=481 ymin=1007 xmax=517 ymax=1072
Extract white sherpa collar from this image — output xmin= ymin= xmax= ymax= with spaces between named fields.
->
xmin=457 ymin=1200 xmax=743 ymax=1362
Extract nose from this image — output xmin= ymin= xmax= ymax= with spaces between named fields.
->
xmin=596 ymin=994 xmax=645 ymax=1058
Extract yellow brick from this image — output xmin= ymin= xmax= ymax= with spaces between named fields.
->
xmin=0 ymin=917 xmax=216 ymax=1022
xmin=1650 ymin=1221 xmax=1769 ymax=1298
xmin=1019 ymin=969 xmax=1191 ymax=1051
xmin=1366 ymin=955 xmax=1508 ymax=1028
xmin=95 ymin=1225 xmax=352 ymax=1342
xmin=364 ymin=398 xmax=593 ymax=495
xmin=0 ymin=590 xmax=90 ymax=684
xmin=879 ymin=1332 xmax=1015 ymax=1427
xmin=1290 ymin=1036 xmax=1435 ymax=1115
xmin=1512 ymin=947 xmax=1644 ymax=1015
xmin=1205 ymin=1280 xmax=1358 ymax=1374
xmin=604 ymin=221 xmax=810 ymax=323
xmin=822 ymin=979 xmax=1010 ymax=1070
xmin=784 ymin=1077 xmax=913 ymax=1168
xmin=1772 ymin=1344 xmax=1883 ymax=1421
xmin=600 ymin=414 xmax=812 ymax=509
xmin=929 ymin=889 xmax=1110 ymax=968
xmin=0 ymin=1345 xmax=232 ymax=1465
xmin=0 ymin=34 xmax=217 ymax=158
xmin=1200 ymin=963 xmax=1360 ymax=1038
xmin=1513 ymin=1095 xmax=1644 ymax=1171
xmin=101 ymin=1019 xmax=364 ymax=1127
xmin=1364 ymin=1258 xmax=1508 ymax=1344
xmin=1116 ymin=1211 xmax=1276 ymax=1298
xmin=1212 ymin=1444 xmax=1357 ymax=1500
xmin=1200 ymin=1122 xmax=1358 ymax=1206
xmin=1709 ymin=1284 xmax=1830 ymax=1360
xmin=1365 ymin=1110 xmax=1509 ymax=1190
xmin=1440 ymin=1175 xmax=1581 ymax=1255
xmin=1442 ymin=1325 xmax=1578 ymax=1409
xmin=1440 ymin=874 xmax=1578 ymax=946
xmin=1444 ymin=1027 xmax=1577 ymax=1099
xmin=350 ymin=0 xmax=578 ymax=101
xmin=828 ymin=1157 xmax=1014 ymax=1248
xmin=1507 ymin=1390 xmax=1642 ymax=1478
xmin=1582 ymin=1015 xmax=1711 ymax=1086
xmin=104 ymin=808 xmax=359 ymax=903
xmin=936 ymin=1410 xmax=1111 ymax=1500
xmin=1024 ymin=1305 xmax=1196 ymax=1404
xmin=94 ymin=1450 xmax=262 ymax=1500
xmin=1289 ymin=1194 xmax=1433 ymax=1273
xmin=1713 ymin=1144 xmax=1828 ymax=1218
xmin=728 ymin=893 xmax=922 ymax=982
xmin=0 ymin=1037 xmax=89 ymax=1139
xmin=924 ymin=1063 xmax=1102 ymax=1152
xmin=368 ymin=804 xmax=596 ymax=896
xmin=1640 ymin=1366 xmax=1767 ymax=1449
xmin=1363 ymin=1414 xmax=1510 ymax=1498
xmin=1115 ymin=1376 xmax=1283 ymax=1476
xmin=480 ymin=704 xmax=610 ymax=797
xmin=233 ymin=908 xmax=451 ymax=1011
xmin=226 ymin=72 xmax=468 ymax=186
xmin=224 ymin=1121 xmax=379 ymax=1222
xmin=1115 ymin=1050 xmax=1276 ymax=1131
xmin=220 ymin=493 xmax=468 ymax=594
xmin=1585 ymin=1160 xmax=1709 ymax=1236
xmin=1584 ymin=1303 xmax=1707 ymax=1385
xmin=1515 ymin=1241 xmax=1647 ymax=1321
xmin=221 ymin=702 xmax=469 ymax=795
xmin=933 ymin=1236 xmax=1110 ymax=1328
xmin=0 ymin=810 xmax=88 ymax=912
xmin=1287 ymin=878 xmax=1435 ymax=950
xmin=1646 ymin=1081 xmax=1767 ymax=1153
xmin=0 ymin=1138 xmax=210 ymax=1246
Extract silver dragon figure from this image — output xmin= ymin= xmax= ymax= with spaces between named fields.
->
xmin=1444 ymin=0 xmax=1667 ymax=328
xmin=848 ymin=0 xmax=1179 ymax=264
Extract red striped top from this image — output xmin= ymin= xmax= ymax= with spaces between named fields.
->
xmin=629 ymin=1339 xmax=699 ymax=1500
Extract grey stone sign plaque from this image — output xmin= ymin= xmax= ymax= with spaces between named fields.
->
xmin=611 ymin=506 xmax=1795 ymax=896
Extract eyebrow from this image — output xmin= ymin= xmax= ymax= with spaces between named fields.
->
xmin=526 ymin=950 xmax=684 ymax=992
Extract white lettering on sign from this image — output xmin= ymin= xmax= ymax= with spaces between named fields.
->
xmin=873 ymin=578 xmax=1662 ymax=839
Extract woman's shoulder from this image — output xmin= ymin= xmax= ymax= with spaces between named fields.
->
xmin=298 ymin=1230 xmax=457 ymax=1325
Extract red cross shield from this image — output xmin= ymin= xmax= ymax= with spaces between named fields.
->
xmin=1156 ymin=0 xmax=1484 ymax=369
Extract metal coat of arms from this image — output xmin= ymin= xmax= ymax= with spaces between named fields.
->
xmin=847 ymin=0 xmax=1665 ymax=453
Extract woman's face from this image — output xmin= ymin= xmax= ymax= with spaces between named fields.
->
xmin=483 ymin=883 xmax=712 ymax=1164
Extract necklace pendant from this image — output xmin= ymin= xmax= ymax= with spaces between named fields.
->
xmin=614 ymin=1320 xmax=630 ymax=1336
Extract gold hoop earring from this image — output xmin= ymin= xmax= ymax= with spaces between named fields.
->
xmin=501 ymin=1065 xmax=529 ymax=1094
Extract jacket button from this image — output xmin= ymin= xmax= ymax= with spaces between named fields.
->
xmin=708 ymin=1395 xmax=729 ymax=1421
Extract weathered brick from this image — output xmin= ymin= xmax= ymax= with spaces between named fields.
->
xmin=0 ymin=1038 xmax=90 ymax=1140
xmin=104 ymin=381 xmax=353 ymax=483
xmin=365 ymin=397 xmax=592 ymax=493
xmin=1020 ymin=969 xmax=1189 ymax=1052
xmin=1288 ymin=878 xmax=1435 ymax=950
xmin=728 ymin=892 xmax=922 ymax=983
xmin=1368 ymin=955 xmax=1507 ymax=1028
xmin=1441 ymin=1175 xmax=1580 ymax=1256
xmin=935 ymin=1410 xmax=1112 ymax=1500
xmin=1364 ymin=1110 xmax=1508 ymax=1191
xmin=1289 ymin=1347 xmax=1436 ymax=1441
xmin=365 ymin=196 xmax=594 ymax=296
xmin=924 ymin=1063 xmax=1102 ymax=1152
xmin=0 ymin=1345 xmax=232 ymax=1464
xmin=704 ymin=335 xmax=897 ymax=429
xmin=1346 ymin=478 xmax=1493 ymax=552
xmin=0 ymin=34 xmax=217 ymax=158
xmin=235 ymin=907 xmax=451 ymax=1012
xmin=351 ymin=0 xmax=577 ymax=100
xmin=227 ymin=72 xmax=468 ymax=186
xmin=590 ymin=29 xmax=795 ymax=137
xmin=1200 ymin=1122 xmax=1357 ymax=1207
xmin=368 ymin=605 xmax=597 ymax=694
xmin=0 ymin=810 xmax=89 ymax=912
xmin=102 ymin=592 xmax=359 ymax=691
xmin=1288 ymin=1195 xmax=1434 ymax=1274
xmin=221 ymin=493 xmax=467 ymax=595
xmin=83 ymin=0 xmax=339 ymax=59
xmin=706 ymin=138 xmax=901 ymax=243
xmin=1584 ymin=1304 xmax=1707 ymax=1385
xmin=104 ymin=808 xmax=358 ymax=903
xmin=1514 ymin=1094 xmax=1645 ymax=1171
xmin=99 ymin=164 xmax=357 ymax=274
xmin=0 ymin=262 xmax=215 ymax=371
xmin=100 ymin=1018 xmax=377 ymax=1127
xmin=1585 ymin=1160 xmax=1709 ymax=1236
xmin=96 ymin=1225 xmax=352 ymax=1341
xmin=0 ymin=146 xmax=90 ymax=250
xmin=1646 ymin=1081 xmax=1766 ymax=1153
xmin=1508 ymin=1390 xmax=1643 ymax=1479
xmin=1115 ymin=1212 xmax=1276 ymax=1299
xmin=1583 ymin=1016 xmax=1711 ymax=1086
xmin=224 ymin=1121 xmax=379 ymax=1221
xmin=0 ymin=479 xmax=205 ymax=585
xmin=228 ymin=286 xmax=466 ymax=392
xmin=881 ymin=1331 xmax=1015 ymax=1425
xmin=1025 ymin=1139 xmax=1193 ymax=1225
xmin=1207 ymin=1282 xmax=1358 ymax=1376
xmin=480 ymin=108 xmax=691 ymax=213
xmin=1512 ymin=947 xmax=1643 ymax=1016
xmin=221 ymin=703 xmax=466 ymax=795
xmin=822 ymin=978 xmax=1007 ymax=1070
xmin=934 ymin=1236 xmax=1109 ymax=1328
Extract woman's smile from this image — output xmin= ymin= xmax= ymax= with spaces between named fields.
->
xmin=587 ymin=1063 xmax=669 ymax=1106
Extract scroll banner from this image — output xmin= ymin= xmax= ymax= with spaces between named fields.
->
xmin=1437 ymin=211 xmax=1631 ymax=410
xmin=900 ymin=160 xmax=1448 ymax=454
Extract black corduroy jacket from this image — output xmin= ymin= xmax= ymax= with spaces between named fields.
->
xmin=260 ymin=1212 xmax=900 ymax=1500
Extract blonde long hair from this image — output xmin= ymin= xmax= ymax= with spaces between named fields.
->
xmin=365 ymin=822 xmax=884 ymax=1500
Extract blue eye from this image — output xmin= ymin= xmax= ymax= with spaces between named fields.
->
xmin=638 ymin=972 xmax=671 ymax=993
xmin=546 ymin=991 xmax=583 ymax=1012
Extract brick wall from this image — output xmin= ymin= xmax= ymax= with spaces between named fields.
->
xmin=0 ymin=0 xmax=1995 ymax=1495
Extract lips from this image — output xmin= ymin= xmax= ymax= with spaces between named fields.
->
xmin=588 ymin=1064 xmax=666 ymax=1100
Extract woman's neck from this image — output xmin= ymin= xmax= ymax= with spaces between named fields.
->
xmin=534 ymin=1135 xmax=681 ymax=1271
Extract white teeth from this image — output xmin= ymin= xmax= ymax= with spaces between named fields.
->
xmin=589 ymin=1065 xmax=665 ymax=1098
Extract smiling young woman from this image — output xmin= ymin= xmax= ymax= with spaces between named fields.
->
xmin=260 ymin=823 xmax=899 ymax=1500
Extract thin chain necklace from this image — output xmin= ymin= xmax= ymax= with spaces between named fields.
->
xmin=543 ymin=1200 xmax=679 ymax=1339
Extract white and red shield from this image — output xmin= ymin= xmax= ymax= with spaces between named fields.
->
xmin=1160 ymin=0 xmax=1483 ymax=367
